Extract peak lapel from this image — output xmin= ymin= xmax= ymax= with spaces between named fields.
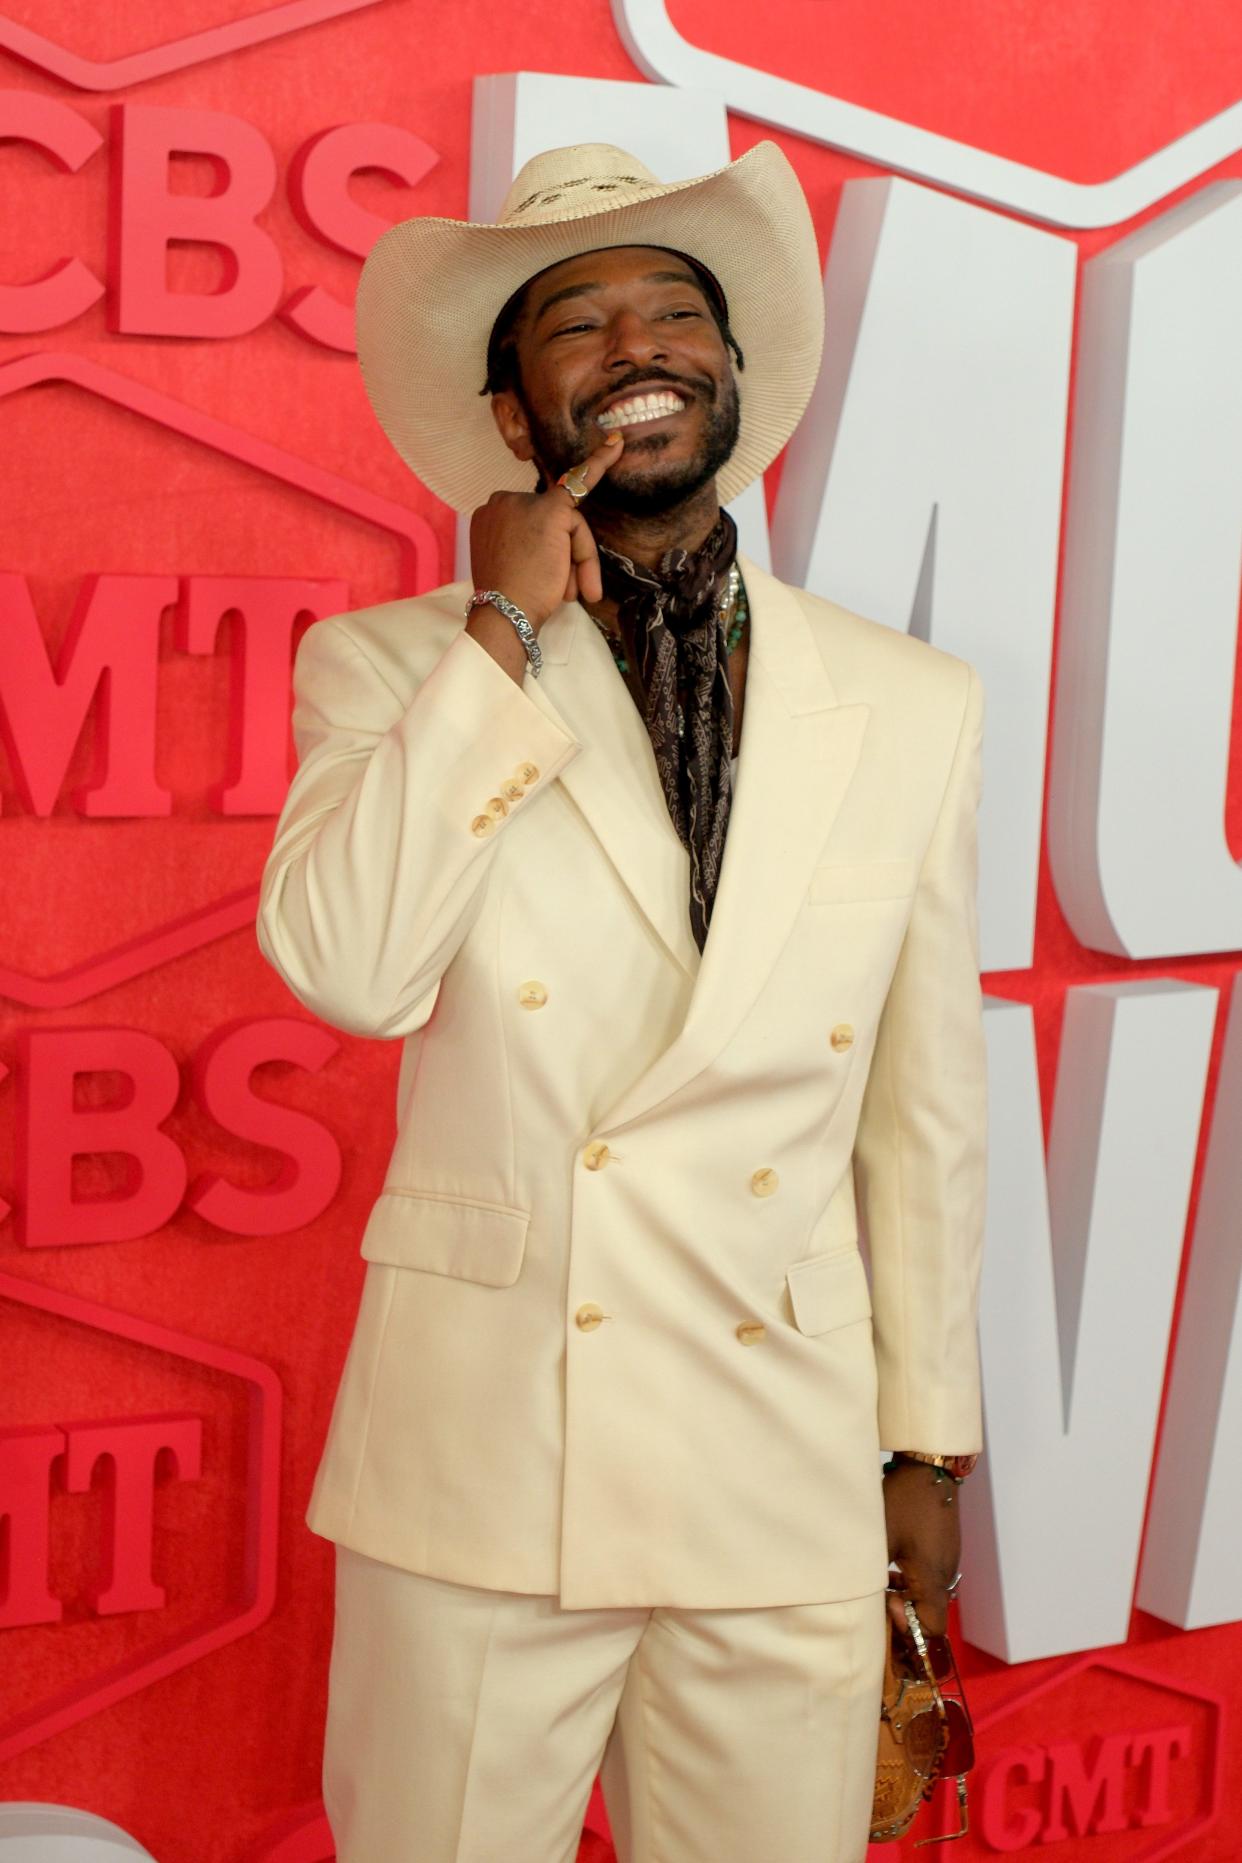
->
xmin=524 ymin=600 xmax=701 ymax=980
xmin=594 ymin=559 xmax=871 ymax=1134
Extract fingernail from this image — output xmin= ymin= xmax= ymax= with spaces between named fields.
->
xmin=605 ymin=432 xmax=622 ymax=443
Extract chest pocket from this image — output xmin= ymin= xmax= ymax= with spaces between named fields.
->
xmin=809 ymin=857 xmax=919 ymax=905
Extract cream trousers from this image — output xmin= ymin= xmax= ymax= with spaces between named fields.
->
xmin=322 ymin=1545 xmax=887 ymax=1863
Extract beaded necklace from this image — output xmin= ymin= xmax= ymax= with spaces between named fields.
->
xmin=587 ymin=561 xmax=748 ymax=677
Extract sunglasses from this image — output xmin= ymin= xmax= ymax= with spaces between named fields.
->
xmin=893 ymin=1601 xmax=976 ymax=1844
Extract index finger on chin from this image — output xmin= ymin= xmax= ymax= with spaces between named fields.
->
xmin=579 ymin=431 xmax=626 ymax=488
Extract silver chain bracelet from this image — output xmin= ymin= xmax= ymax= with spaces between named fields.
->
xmin=464 ymin=590 xmax=543 ymax=679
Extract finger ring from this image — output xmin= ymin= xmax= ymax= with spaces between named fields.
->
xmin=557 ymin=466 xmax=590 ymax=505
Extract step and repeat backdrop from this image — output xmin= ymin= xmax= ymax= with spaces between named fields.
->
xmin=3 ymin=1 xmax=1242 ymax=1857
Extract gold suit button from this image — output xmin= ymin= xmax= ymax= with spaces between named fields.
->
xmin=470 ymin=813 xmax=495 ymax=837
xmin=737 ymin=1322 xmax=767 ymax=1346
xmin=485 ymin=795 xmax=509 ymax=819
xmin=830 ymin=1023 xmax=855 ymax=1052
xmin=582 ymin=1140 xmax=611 ymax=1170
xmin=576 ymin=1302 xmax=606 ymax=1332
xmin=750 ymin=1167 xmax=779 ymax=1197
xmin=517 ymin=980 xmax=548 ymax=1010
xmin=516 ymin=762 xmax=540 ymax=785
xmin=501 ymin=778 xmax=525 ymax=801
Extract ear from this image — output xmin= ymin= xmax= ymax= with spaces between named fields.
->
xmin=490 ymin=390 xmax=535 ymax=463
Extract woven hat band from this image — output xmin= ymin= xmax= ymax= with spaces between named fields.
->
xmin=504 ymin=172 xmax=664 ymax=224
xmin=497 ymin=142 xmax=665 ymax=223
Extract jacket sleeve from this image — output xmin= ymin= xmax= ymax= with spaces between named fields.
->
xmin=256 ymin=616 xmax=580 ymax=1040
xmin=851 ymin=659 xmax=987 ymax=1454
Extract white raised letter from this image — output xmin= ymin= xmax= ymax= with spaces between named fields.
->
xmin=1047 ymin=183 xmax=1242 ymax=959
xmin=1139 ymin=977 xmax=1242 ymax=1628
xmin=771 ymin=177 xmax=1074 ymax=971
xmin=961 ymin=983 xmax=1216 ymax=1662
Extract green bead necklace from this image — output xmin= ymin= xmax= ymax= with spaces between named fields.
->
xmin=589 ymin=563 xmax=748 ymax=677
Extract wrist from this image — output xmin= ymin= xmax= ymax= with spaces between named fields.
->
xmin=463 ymin=604 xmax=529 ymax=687
xmin=885 ymin=1450 xmax=980 ymax=1483
xmin=464 ymin=588 xmax=543 ymax=682
xmin=468 ymin=583 xmax=550 ymax=632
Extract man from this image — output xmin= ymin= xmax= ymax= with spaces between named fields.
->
xmin=257 ymin=138 xmax=987 ymax=1863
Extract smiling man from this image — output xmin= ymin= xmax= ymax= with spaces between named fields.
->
xmin=490 ymin=247 xmax=742 ymax=509
xmin=257 ymin=141 xmax=988 ymax=1863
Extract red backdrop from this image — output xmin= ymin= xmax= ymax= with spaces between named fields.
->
xmin=3 ymin=2 xmax=1242 ymax=1858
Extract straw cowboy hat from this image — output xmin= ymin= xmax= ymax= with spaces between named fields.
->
xmin=353 ymin=139 xmax=825 ymax=516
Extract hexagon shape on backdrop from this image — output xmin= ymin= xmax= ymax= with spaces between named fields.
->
xmin=954 ymin=1648 xmax=1226 ymax=1860
xmin=0 ymin=0 xmax=385 ymax=92
xmin=0 ymin=350 xmax=436 ymax=1012
xmin=0 ymin=1268 xmax=281 ymax=1763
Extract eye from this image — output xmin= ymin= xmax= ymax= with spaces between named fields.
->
xmin=663 ymin=309 xmax=702 ymax=319
xmin=550 ymin=321 xmax=595 ymax=337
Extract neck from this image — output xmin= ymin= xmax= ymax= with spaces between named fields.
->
xmin=577 ymin=482 xmax=723 ymax=632
xmin=586 ymin=482 xmax=721 ymax=569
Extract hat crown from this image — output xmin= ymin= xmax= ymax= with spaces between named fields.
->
xmin=498 ymin=142 xmax=665 ymax=226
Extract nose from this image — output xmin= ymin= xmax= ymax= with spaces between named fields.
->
xmin=603 ymin=307 xmax=669 ymax=373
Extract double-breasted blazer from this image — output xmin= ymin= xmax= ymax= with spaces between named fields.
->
xmin=256 ymin=552 xmax=987 ymax=1610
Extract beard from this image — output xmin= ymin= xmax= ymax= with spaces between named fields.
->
xmin=522 ymin=371 xmax=741 ymax=516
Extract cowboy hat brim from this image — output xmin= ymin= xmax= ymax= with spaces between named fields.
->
xmin=353 ymin=140 xmax=825 ymax=516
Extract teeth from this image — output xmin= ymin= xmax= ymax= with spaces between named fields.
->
xmin=598 ymin=391 xmax=685 ymax=429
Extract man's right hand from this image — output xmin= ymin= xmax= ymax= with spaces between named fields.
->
xmin=467 ymin=432 xmax=626 ymax=629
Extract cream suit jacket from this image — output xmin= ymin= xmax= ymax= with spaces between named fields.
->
xmin=256 ymin=552 xmax=987 ymax=1611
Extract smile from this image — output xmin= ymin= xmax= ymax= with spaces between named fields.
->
xmin=596 ymin=390 xmax=687 ymax=430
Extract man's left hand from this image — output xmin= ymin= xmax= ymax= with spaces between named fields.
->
xmin=883 ymin=1458 xmax=961 ymax=1637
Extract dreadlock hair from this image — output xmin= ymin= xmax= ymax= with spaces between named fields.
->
xmin=478 ymin=247 xmax=745 ymax=399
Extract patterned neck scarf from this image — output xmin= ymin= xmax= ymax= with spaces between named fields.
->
xmin=596 ymin=509 xmax=738 ymax=954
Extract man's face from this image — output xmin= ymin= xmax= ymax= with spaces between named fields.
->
xmin=492 ymin=244 xmax=740 ymax=517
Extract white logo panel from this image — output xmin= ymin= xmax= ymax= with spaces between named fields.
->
xmin=613 ymin=0 xmax=1242 ymax=228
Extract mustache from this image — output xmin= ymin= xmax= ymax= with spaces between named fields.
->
xmin=576 ymin=368 xmax=714 ymax=423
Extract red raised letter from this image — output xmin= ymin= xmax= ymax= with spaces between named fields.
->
xmin=1130 ymin=1724 xmax=1191 ymax=1828
xmin=176 ymin=576 xmax=348 ymax=814
xmin=0 ymin=572 xmax=174 ymax=817
xmin=188 ymin=1018 xmax=341 ymax=1235
xmin=0 ymin=93 xmax=104 ymax=333
xmin=16 ymin=1028 xmax=186 ymax=1247
xmin=112 ymin=103 xmax=281 ymax=339
xmin=62 ymin=1414 xmax=202 ymax=1614
xmin=0 ymin=1426 xmax=65 ymax=1628
xmin=1042 ymin=1731 xmax=1130 ymax=1840
xmin=979 ymin=1748 xmax=1045 ymax=1853
xmin=283 ymin=122 xmax=438 ymax=352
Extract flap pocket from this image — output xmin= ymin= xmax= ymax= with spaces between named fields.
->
xmin=360 ymin=1188 xmax=529 ymax=1287
xmin=786 ymin=1248 xmax=873 ymax=1336
xmin=809 ymin=857 xmax=918 ymax=904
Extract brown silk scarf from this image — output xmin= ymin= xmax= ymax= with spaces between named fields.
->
xmin=596 ymin=509 xmax=739 ymax=954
